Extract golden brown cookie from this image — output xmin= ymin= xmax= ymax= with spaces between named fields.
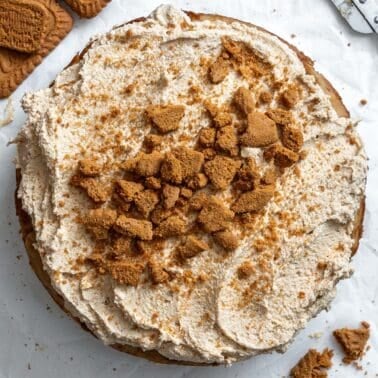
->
xmin=0 ymin=0 xmax=73 ymax=98
xmin=0 ymin=0 xmax=46 ymax=53
xmin=64 ymin=0 xmax=111 ymax=18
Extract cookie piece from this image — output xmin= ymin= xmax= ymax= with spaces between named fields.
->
xmin=0 ymin=0 xmax=46 ymax=53
xmin=0 ymin=0 xmax=73 ymax=98
xmin=64 ymin=0 xmax=111 ymax=18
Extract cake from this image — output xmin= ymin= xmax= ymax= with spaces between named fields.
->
xmin=15 ymin=5 xmax=367 ymax=365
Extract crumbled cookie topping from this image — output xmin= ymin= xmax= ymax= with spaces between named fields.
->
xmin=71 ymin=37 xmax=304 ymax=287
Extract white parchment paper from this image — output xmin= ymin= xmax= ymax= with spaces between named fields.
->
xmin=0 ymin=0 xmax=377 ymax=376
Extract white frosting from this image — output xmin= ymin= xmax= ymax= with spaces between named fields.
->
xmin=17 ymin=5 xmax=367 ymax=364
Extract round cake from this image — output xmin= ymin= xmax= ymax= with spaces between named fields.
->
xmin=16 ymin=5 xmax=367 ymax=365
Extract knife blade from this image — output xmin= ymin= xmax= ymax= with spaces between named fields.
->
xmin=331 ymin=0 xmax=378 ymax=33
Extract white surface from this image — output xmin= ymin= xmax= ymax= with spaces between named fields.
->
xmin=0 ymin=0 xmax=377 ymax=377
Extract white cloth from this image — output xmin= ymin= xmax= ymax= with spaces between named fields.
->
xmin=0 ymin=0 xmax=377 ymax=376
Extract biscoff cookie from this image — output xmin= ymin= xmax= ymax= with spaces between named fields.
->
xmin=64 ymin=0 xmax=111 ymax=18
xmin=0 ymin=0 xmax=72 ymax=98
xmin=0 ymin=0 xmax=46 ymax=53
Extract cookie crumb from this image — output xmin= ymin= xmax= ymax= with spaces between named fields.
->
xmin=359 ymin=99 xmax=367 ymax=106
xmin=204 ymin=155 xmax=240 ymax=190
xmin=114 ymin=216 xmax=153 ymax=240
xmin=134 ymin=190 xmax=159 ymax=217
xmin=197 ymin=196 xmax=234 ymax=232
xmin=281 ymin=125 xmax=304 ymax=152
xmin=82 ymin=208 xmax=117 ymax=240
xmin=147 ymin=104 xmax=185 ymax=133
xmin=116 ymin=180 xmax=144 ymax=202
xmin=78 ymin=159 xmax=102 ymax=176
xmin=266 ymin=108 xmax=293 ymax=126
xmin=213 ymin=229 xmax=239 ymax=251
xmin=233 ymin=87 xmax=255 ymax=115
xmin=162 ymin=184 xmax=180 ymax=209
xmin=172 ymin=147 xmax=204 ymax=179
xmin=135 ymin=152 xmax=163 ymax=177
xmin=215 ymin=125 xmax=239 ymax=156
xmin=79 ymin=178 xmax=111 ymax=203
xmin=108 ymin=261 xmax=145 ymax=286
xmin=154 ymin=215 xmax=186 ymax=238
xmin=240 ymin=111 xmax=278 ymax=147
xmin=264 ymin=144 xmax=299 ymax=167
xmin=237 ymin=261 xmax=255 ymax=279
xmin=160 ymin=152 xmax=183 ymax=184
xmin=198 ymin=127 xmax=216 ymax=147
xmin=208 ymin=55 xmax=230 ymax=84
xmin=148 ymin=260 xmax=169 ymax=284
xmin=259 ymin=91 xmax=273 ymax=104
xmin=231 ymin=186 xmax=274 ymax=213
xmin=280 ymin=86 xmax=300 ymax=109
xmin=178 ymin=235 xmax=209 ymax=259
xmin=290 ymin=348 xmax=333 ymax=378
xmin=333 ymin=322 xmax=370 ymax=364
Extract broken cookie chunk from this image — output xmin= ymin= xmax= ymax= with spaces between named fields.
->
xmin=213 ymin=229 xmax=239 ymax=251
xmin=116 ymin=180 xmax=144 ymax=202
xmin=231 ymin=186 xmax=274 ymax=213
xmin=148 ymin=260 xmax=170 ymax=284
xmin=78 ymin=159 xmax=102 ymax=176
xmin=240 ymin=111 xmax=278 ymax=147
xmin=333 ymin=322 xmax=370 ymax=364
xmin=197 ymin=196 xmax=234 ymax=233
xmin=208 ymin=55 xmax=230 ymax=84
xmin=114 ymin=216 xmax=153 ymax=240
xmin=108 ymin=261 xmax=145 ymax=286
xmin=79 ymin=178 xmax=111 ymax=203
xmin=172 ymin=147 xmax=204 ymax=180
xmin=290 ymin=348 xmax=333 ymax=378
xmin=266 ymin=108 xmax=293 ymax=126
xmin=281 ymin=125 xmax=304 ymax=152
xmin=162 ymin=184 xmax=180 ymax=209
xmin=264 ymin=144 xmax=299 ymax=168
xmin=135 ymin=152 xmax=164 ymax=177
xmin=204 ymin=155 xmax=240 ymax=190
xmin=280 ymin=86 xmax=300 ymax=109
xmin=134 ymin=190 xmax=159 ymax=217
xmin=154 ymin=215 xmax=187 ymax=238
xmin=233 ymin=87 xmax=255 ymax=115
xmin=215 ymin=125 xmax=239 ymax=156
xmin=160 ymin=152 xmax=183 ymax=184
xmin=146 ymin=104 xmax=185 ymax=133
xmin=82 ymin=208 xmax=117 ymax=240
xmin=178 ymin=235 xmax=209 ymax=260
xmin=198 ymin=127 xmax=216 ymax=147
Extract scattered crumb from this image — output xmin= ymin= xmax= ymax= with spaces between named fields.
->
xmin=359 ymin=99 xmax=367 ymax=106
xmin=333 ymin=322 xmax=370 ymax=364
xmin=290 ymin=348 xmax=333 ymax=378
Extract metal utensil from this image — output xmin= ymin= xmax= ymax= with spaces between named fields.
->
xmin=331 ymin=0 xmax=378 ymax=33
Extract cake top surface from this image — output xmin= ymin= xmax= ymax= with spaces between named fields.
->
xmin=17 ymin=5 xmax=366 ymax=364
